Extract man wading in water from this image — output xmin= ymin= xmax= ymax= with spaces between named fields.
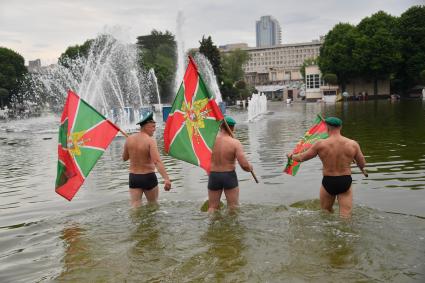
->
xmin=123 ymin=112 xmax=171 ymax=208
xmin=287 ymin=117 xmax=366 ymax=218
xmin=207 ymin=116 xmax=253 ymax=213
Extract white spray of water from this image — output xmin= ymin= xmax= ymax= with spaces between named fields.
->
xmin=193 ymin=53 xmax=222 ymax=104
xmin=247 ymin=93 xmax=267 ymax=122
xmin=175 ymin=11 xmax=185 ymax=94
xmin=148 ymin=68 xmax=162 ymax=112
xmin=24 ymin=33 xmax=152 ymax=129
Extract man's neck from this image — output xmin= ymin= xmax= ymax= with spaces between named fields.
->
xmin=328 ymin=130 xmax=341 ymax=137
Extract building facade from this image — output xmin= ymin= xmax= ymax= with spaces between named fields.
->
xmin=256 ymin=16 xmax=282 ymax=47
xmin=28 ymin=59 xmax=41 ymax=73
xmin=241 ymin=39 xmax=322 ymax=86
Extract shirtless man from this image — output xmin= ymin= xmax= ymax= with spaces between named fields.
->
xmin=208 ymin=116 xmax=253 ymax=213
xmin=123 ymin=112 xmax=171 ymax=208
xmin=287 ymin=117 xmax=366 ymax=218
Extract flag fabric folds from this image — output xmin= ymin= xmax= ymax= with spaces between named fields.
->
xmin=55 ymin=90 xmax=119 ymax=201
xmin=164 ymin=56 xmax=224 ymax=172
xmin=284 ymin=114 xmax=328 ymax=176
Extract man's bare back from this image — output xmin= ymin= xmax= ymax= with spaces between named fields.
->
xmin=123 ymin=117 xmax=171 ymax=207
xmin=315 ymin=135 xmax=363 ymax=176
xmin=207 ymin=118 xmax=253 ymax=213
xmin=210 ymin=132 xmax=251 ymax=172
xmin=124 ymin=132 xmax=156 ymax=174
xmin=287 ymin=117 xmax=366 ymax=217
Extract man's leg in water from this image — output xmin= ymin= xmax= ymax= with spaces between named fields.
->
xmin=320 ymin=185 xmax=336 ymax=213
xmin=337 ymin=186 xmax=353 ymax=218
xmin=208 ymin=189 xmax=223 ymax=213
xmin=224 ymin=187 xmax=239 ymax=211
xmin=129 ymin=188 xmax=144 ymax=208
xmin=143 ymin=186 xmax=159 ymax=204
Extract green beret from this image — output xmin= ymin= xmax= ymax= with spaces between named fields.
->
xmin=136 ymin=111 xmax=155 ymax=126
xmin=325 ymin=117 xmax=342 ymax=127
xmin=224 ymin=116 xmax=236 ymax=126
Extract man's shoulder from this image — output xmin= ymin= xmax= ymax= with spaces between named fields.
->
xmin=342 ymin=136 xmax=358 ymax=146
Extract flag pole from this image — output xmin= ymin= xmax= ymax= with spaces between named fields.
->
xmin=223 ymin=119 xmax=259 ymax=183
xmin=118 ymin=128 xmax=129 ymax=138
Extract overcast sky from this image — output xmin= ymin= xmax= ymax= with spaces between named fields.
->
xmin=0 ymin=0 xmax=422 ymax=65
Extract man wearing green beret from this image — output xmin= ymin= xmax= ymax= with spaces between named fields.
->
xmin=287 ymin=117 xmax=366 ymax=218
xmin=123 ymin=112 xmax=171 ymax=208
xmin=207 ymin=116 xmax=253 ymax=212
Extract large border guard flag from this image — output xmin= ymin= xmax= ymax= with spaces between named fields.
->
xmin=55 ymin=90 xmax=119 ymax=201
xmin=164 ymin=56 xmax=224 ymax=172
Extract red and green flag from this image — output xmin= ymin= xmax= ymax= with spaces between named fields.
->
xmin=164 ymin=56 xmax=224 ymax=172
xmin=56 ymin=90 xmax=120 ymax=201
xmin=284 ymin=114 xmax=328 ymax=176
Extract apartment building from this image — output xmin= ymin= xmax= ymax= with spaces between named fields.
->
xmin=243 ymin=39 xmax=322 ymax=86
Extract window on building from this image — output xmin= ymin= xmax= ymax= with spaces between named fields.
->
xmin=306 ymin=74 xmax=321 ymax=89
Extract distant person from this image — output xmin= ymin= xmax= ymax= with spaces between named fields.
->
xmin=287 ymin=117 xmax=366 ymax=218
xmin=208 ymin=116 xmax=253 ymax=213
xmin=123 ymin=112 xmax=171 ymax=208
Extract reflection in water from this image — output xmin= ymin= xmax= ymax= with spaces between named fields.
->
xmin=126 ymin=205 xmax=165 ymax=279
xmin=57 ymin=223 xmax=91 ymax=282
xmin=201 ymin=214 xmax=247 ymax=280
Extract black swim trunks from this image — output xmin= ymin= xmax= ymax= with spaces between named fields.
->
xmin=129 ymin=172 xmax=158 ymax=190
xmin=208 ymin=170 xmax=238 ymax=191
xmin=322 ymin=175 xmax=352 ymax=196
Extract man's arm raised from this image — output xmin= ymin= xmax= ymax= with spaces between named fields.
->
xmin=287 ymin=141 xmax=320 ymax=162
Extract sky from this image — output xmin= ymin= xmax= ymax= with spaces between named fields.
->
xmin=0 ymin=0 xmax=422 ymax=65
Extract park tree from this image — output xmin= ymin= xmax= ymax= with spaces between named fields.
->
xmin=221 ymin=49 xmax=250 ymax=101
xmin=420 ymin=70 xmax=425 ymax=84
xmin=396 ymin=5 xmax=425 ymax=92
xmin=137 ymin=30 xmax=176 ymax=101
xmin=199 ymin=36 xmax=222 ymax=82
xmin=356 ymin=11 xmax=401 ymax=95
xmin=0 ymin=47 xmax=27 ymax=107
xmin=222 ymin=49 xmax=250 ymax=82
xmin=300 ymin=57 xmax=318 ymax=79
xmin=58 ymin=39 xmax=93 ymax=67
xmin=322 ymin=73 xmax=338 ymax=85
xmin=319 ymin=23 xmax=362 ymax=91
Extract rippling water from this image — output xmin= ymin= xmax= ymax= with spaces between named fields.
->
xmin=0 ymin=100 xmax=424 ymax=282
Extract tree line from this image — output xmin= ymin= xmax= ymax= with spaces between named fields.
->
xmin=318 ymin=5 xmax=425 ymax=95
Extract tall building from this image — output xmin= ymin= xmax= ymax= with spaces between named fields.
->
xmin=256 ymin=16 xmax=282 ymax=47
xmin=28 ymin=59 xmax=41 ymax=73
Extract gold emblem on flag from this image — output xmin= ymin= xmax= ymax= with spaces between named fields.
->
xmin=182 ymin=98 xmax=211 ymax=141
xmin=67 ymin=131 xmax=89 ymax=156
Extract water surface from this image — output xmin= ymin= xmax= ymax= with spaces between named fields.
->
xmin=0 ymin=100 xmax=424 ymax=282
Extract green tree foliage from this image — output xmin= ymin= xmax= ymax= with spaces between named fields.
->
xmin=319 ymin=23 xmax=361 ymax=90
xmin=137 ymin=30 xmax=176 ymax=100
xmin=320 ymin=6 xmax=425 ymax=95
xmin=221 ymin=49 xmax=250 ymax=101
xmin=58 ymin=39 xmax=93 ymax=67
xmin=420 ymin=70 xmax=425 ymax=84
xmin=222 ymin=49 xmax=249 ymax=82
xmin=396 ymin=5 xmax=425 ymax=90
xmin=0 ymin=47 xmax=27 ymax=106
xmin=356 ymin=11 xmax=401 ymax=95
xmin=322 ymin=73 xmax=338 ymax=85
xmin=300 ymin=58 xmax=318 ymax=79
xmin=199 ymin=36 xmax=222 ymax=81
